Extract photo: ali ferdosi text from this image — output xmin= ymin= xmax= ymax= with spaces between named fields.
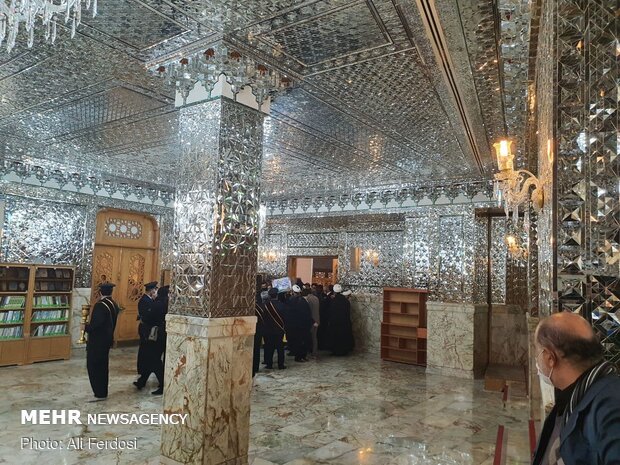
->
xmin=21 ymin=436 xmax=138 ymax=451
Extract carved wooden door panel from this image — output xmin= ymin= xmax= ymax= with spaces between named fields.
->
xmin=91 ymin=246 xmax=122 ymax=302
xmin=115 ymin=248 xmax=155 ymax=341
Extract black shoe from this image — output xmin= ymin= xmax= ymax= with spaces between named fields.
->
xmin=278 ymin=366 xmax=287 ymax=369
xmin=133 ymin=381 xmax=144 ymax=390
xmin=294 ymin=357 xmax=306 ymax=362
xmin=151 ymin=388 xmax=163 ymax=395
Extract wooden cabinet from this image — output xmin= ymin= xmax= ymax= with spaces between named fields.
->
xmin=380 ymin=287 xmax=428 ymax=366
xmin=0 ymin=263 xmax=74 ymax=367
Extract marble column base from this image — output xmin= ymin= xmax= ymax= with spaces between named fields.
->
xmin=160 ymin=314 xmax=256 ymax=465
xmin=490 ymin=304 xmax=528 ymax=366
xmin=426 ymin=302 xmax=488 ymax=379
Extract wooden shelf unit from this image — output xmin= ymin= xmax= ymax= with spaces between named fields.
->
xmin=0 ymin=263 xmax=74 ymax=367
xmin=380 ymin=287 xmax=428 ymax=366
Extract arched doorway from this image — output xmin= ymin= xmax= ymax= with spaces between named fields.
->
xmin=91 ymin=209 xmax=160 ymax=342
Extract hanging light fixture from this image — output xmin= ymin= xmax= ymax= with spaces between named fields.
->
xmin=0 ymin=0 xmax=96 ymax=53
xmin=493 ymin=138 xmax=545 ymax=230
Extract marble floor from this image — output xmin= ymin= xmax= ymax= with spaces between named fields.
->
xmin=0 ymin=348 xmax=532 ymax=465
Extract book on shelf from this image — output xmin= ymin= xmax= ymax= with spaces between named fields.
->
xmin=32 ymin=309 xmax=68 ymax=322
xmin=35 ymin=268 xmax=48 ymax=278
xmin=62 ymin=270 xmax=71 ymax=279
xmin=0 ymin=295 xmax=26 ymax=309
xmin=34 ymin=295 xmax=69 ymax=307
xmin=0 ymin=326 xmax=23 ymax=338
xmin=0 ymin=310 xmax=24 ymax=323
xmin=32 ymin=323 xmax=67 ymax=337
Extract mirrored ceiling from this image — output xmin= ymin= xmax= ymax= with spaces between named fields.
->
xmin=0 ymin=0 xmax=531 ymax=200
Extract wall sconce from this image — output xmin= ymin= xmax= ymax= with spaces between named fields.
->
xmin=262 ymin=250 xmax=278 ymax=263
xmin=493 ymin=139 xmax=545 ymax=223
xmin=364 ymin=249 xmax=380 ymax=267
xmin=505 ymin=234 xmax=528 ymax=261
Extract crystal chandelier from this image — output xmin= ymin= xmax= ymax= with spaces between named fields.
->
xmin=0 ymin=0 xmax=96 ymax=53
xmin=154 ymin=44 xmax=293 ymax=108
xmin=493 ymin=139 xmax=545 ymax=231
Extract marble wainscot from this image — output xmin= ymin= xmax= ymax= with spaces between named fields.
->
xmin=349 ymin=293 xmax=382 ymax=354
xmin=426 ymin=302 xmax=488 ymax=379
xmin=160 ymin=314 xmax=256 ymax=465
xmin=490 ymin=304 xmax=528 ymax=367
xmin=70 ymin=288 xmax=91 ymax=349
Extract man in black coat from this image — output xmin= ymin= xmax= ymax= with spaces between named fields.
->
xmin=286 ymin=285 xmax=314 ymax=362
xmin=328 ymin=284 xmax=354 ymax=356
xmin=85 ymin=282 xmax=120 ymax=401
xmin=262 ymin=287 xmax=287 ymax=369
xmin=134 ymin=281 xmax=165 ymax=395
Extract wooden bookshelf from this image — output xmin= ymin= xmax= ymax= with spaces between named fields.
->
xmin=0 ymin=264 xmax=74 ymax=366
xmin=380 ymin=287 xmax=428 ymax=366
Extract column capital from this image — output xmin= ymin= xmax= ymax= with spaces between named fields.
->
xmin=152 ymin=42 xmax=294 ymax=111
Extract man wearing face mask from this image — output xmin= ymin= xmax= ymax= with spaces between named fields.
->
xmin=532 ymin=312 xmax=620 ymax=465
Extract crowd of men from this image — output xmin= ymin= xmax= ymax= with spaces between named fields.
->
xmin=253 ymin=279 xmax=355 ymax=376
xmin=84 ymin=276 xmax=354 ymax=398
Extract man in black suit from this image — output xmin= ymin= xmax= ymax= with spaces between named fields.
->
xmin=85 ymin=282 xmax=120 ymax=401
xmin=134 ymin=281 xmax=164 ymax=395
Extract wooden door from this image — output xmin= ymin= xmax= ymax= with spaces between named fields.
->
xmin=91 ymin=209 xmax=159 ymax=342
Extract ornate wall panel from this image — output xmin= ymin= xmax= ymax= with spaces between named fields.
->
xmin=0 ymin=182 xmax=172 ymax=287
xmin=408 ymin=215 xmax=435 ymax=290
xmin=1 ymin=195 xmax=87 ymax=270
xmin=171 ymin=98 xmax=264 ymax=318
xmin=437 ymin=216 xmax=466 ymax=298
xmin=259 ymin=205 xmax=491 ymax=302
xmin=541 ymin=0 xmax=620 ymax=362
xmin=535 ymin=0 xmax=556 ymax=317
xmin=287 ymin=232 xmax=340 ymax=248
xmin=258 ymin=233 xmax=287 ymax=278
xmin=491 ymin=217 xmax=508 ymax=303
xmin=473 ymin=216 xmax=489 ymax=304
xmin=341 ymin=230 xmax=404 ymax=290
